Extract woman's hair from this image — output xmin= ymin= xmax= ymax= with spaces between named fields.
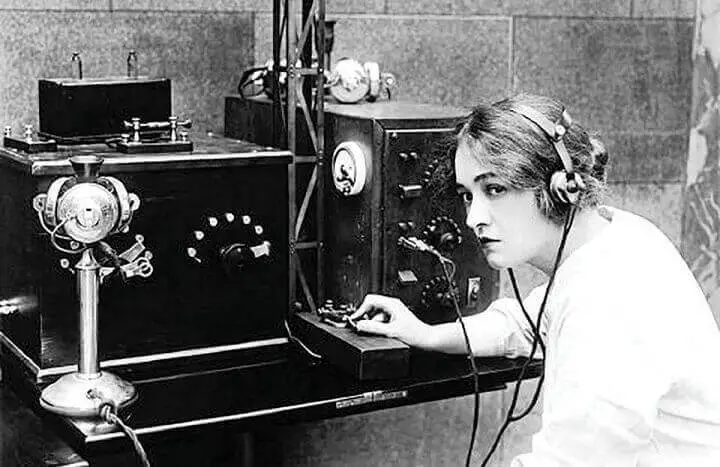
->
xmin=453 ymin=93 xmax=609 ymax=224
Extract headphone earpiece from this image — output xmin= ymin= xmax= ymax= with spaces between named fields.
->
xmin=549 ymin=171 xmax=586 ymax=205
xmin=511 ymin=104 xmax=585 ymax=205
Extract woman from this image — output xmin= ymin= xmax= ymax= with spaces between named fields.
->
xmin=350 ymin=94 xmax=720 ymax=465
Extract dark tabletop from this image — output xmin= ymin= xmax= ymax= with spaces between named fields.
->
xmin=2 ymin=347 xmax=541 ymax=466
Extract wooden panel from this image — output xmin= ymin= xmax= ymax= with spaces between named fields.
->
xmin=291 ymin=312 xmax=410 ymax=380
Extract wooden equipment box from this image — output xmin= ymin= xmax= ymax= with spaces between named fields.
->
xmin=291 ymin=312 xmax=410 ymax=380
xmin=39 ymin=77 xmax=171 ymax=144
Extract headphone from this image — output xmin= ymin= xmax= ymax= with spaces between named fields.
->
xmin=511 ymin=104 xmax=586 ymax=205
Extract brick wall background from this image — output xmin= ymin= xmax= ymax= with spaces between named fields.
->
xmin=0 ymin=1 xmax=696 ymax=465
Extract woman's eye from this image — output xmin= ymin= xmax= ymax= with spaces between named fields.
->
xmin=485 ymin=184 xmax=506 ymax=196
xmin=458 ymin=191 xmax=472 ymax=205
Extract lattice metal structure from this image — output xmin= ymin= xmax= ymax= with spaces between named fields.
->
xmin=272 ymin=0 xmax=326 ymax=313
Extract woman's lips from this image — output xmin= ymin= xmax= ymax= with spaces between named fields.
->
xmin=478 ymin=237 xmax=500 ymax=248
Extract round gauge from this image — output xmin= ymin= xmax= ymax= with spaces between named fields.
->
xmin=332 ymin=142 xmax=368 ymax=196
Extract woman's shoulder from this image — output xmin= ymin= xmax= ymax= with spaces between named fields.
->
xmin=595 ymin=206 xmax=679 ymax=259
xmin=557 ymin=206 xmax=695 ymax=303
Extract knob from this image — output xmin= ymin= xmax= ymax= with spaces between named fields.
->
xmin=220 ymin=241 xmax=271 ymax=272
xmin=422 ymin=216 xmax=462 ymax=252
xmin=187 ymin=212 xmax=270 ymax=273
xmin=421 ymin=276 xmax=458 ymax=310
xmin=398 ymin=184 xmax=423 ymax=199
xmin=397 ymin=221 xmax=415 ymax=234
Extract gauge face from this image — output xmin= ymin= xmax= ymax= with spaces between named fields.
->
xmin=333 ymin=149 xmax=356 ymax=184
xmin=332 ymin=142 xmax=367 ymax=196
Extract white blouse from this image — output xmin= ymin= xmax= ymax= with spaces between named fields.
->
xmin=475 ymin=207 xmax=720 ymax=466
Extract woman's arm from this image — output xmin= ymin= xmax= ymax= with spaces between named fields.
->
xmin=352 ymin=284 xmax=549 ymax=358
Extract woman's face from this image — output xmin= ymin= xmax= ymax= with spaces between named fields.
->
xmin=454 ymin=140 xmax=559 ymax=270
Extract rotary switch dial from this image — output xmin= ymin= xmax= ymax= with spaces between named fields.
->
xmin=421 ymin=216 xmax=462 ymax=252
xmin=421 ymin=276 xmax=459 ymax=310
xmin=186 ymin=212 xmax=271 ymax=272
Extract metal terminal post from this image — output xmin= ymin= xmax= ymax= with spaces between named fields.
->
xmin=131 ymin=117 xmax=141 ymax=143
xmin=169 ymin=116 xmax=178 ymax=142
xmin=127 ymin=50 xmax=138 ymax=79
xmin=23 ymin=124 xmax=33 ymax=142
xmin=71 ymin=52 xmax=83 ymax=79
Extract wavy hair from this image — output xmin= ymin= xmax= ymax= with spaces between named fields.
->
xmin=451 ymin=94 xmax=609 ymax=224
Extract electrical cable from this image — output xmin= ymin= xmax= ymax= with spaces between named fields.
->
xmin=283 ymin=318 xmax=323 ymax=360
xmin=508 ymin=269 xmax=545 ymax=355
xmin=510 ymin=204 xmax=578 ymax=422
xmin=399 ymin=236 xmax=480 ymax=467
xmin=99 ymin=405 xmax=151 ymax=467
xmin=49 ymin=217 xmax=85 ymax=254
xmin=479 ymin=204 xmax=579 ymax=467
xmin=87 ymin=389 xmax=151 ymax=467
xmin=435 ymin=252 xmax=481 ymax=467
xmin=37 ymin=210 xmax=73 ymax=241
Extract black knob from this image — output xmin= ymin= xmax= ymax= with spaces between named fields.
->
xmin=421 ymin=216 xmax=462 ymax=252
xmin=220 ymin=243 xmax=254 ymax=271
xmin=421 ymin=276 xmax=457 ymax=310
xmin=398 ymin=221 xmax=416 ymax=234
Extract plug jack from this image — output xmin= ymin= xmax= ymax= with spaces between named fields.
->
xmin=467 ymin=277 xmax=482 ymax=310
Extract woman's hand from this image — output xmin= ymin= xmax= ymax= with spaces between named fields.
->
xmin=349 ymin=294 xmax=434 ymax=349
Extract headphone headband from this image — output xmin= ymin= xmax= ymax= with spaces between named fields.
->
xmin=511 ymin=104 xmax=574 ymax=174
xmin=509 ymin=103 xmax=585 ymax=205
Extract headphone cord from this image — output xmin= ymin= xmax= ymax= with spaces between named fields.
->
xmin=479 ymin=204 xmax=579 ymax=467
xmin=430 ymin=252 xmax=480 ymax=467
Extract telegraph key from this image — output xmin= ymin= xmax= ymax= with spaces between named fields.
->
xmin=113 ymin=116 xmax=194 ymax=154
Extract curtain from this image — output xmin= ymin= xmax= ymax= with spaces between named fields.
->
xmin=682 ymin=0 xmax=720 ymax=319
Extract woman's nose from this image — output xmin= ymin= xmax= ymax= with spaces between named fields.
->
xmin=465 ymin=197 xmax=490 ymax=232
